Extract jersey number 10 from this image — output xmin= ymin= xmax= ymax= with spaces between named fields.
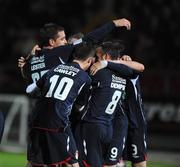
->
xmin=46 ymin=75 xmax=74 ymax=101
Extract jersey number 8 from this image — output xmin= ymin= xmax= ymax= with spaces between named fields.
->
xmin=105 ymin=90 xmax=122 ymax=115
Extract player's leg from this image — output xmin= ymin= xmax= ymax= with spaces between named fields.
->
xmin=26 ymin=161 xmax=32 ymax=167
xmin=81 ymin=123 xmax=107 ymax=167
xmin=104 ymin=165 xmax=116 ymax=167
xmin=73 ymin=122 xmax=85 ymax=167
xmin=63 ymin=162 xmax=80 ymax=167
xmin=31 ymin=165 xmax=48 ymax=167
xmin=104 ymin=136 xmax=127 ymax=167
xmin=116 ymin=160 xmax=127 ymax=167
xmin=70 ymin=163 xmax=79 ymax=167
xmin=104 ymin=115 xmax=128 ymax=167
xmin=28 ymin=127 xmax=79 ymax=167
xmin=26 ymin=161 xmax=48 ymax=167
xmin=132 ymin=161 xmax=146 ymax=167
xmin=27 ymin=161 xmax=48 ymax=167
xmin=123 ymin=127 xmax=147 ymax=167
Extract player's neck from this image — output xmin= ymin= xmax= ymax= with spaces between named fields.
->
xmin=73 ymin=60 xmax=85 ymax=70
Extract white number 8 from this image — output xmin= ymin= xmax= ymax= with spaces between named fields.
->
xmin=105 ymin=90 xmax=122 ymax=114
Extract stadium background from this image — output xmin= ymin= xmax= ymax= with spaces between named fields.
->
xmin=0 ymin=0 xmax=180 ymax=166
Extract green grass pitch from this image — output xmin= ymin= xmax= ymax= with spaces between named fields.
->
xmin=0 ymin=152 xmax=179 ymax=167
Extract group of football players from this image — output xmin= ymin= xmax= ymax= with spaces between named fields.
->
xmin=17 ymin=18 xmax=147 ymax=167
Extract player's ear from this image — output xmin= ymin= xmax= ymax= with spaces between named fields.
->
xmin=87 ymin=57 xmax=92 ymax=65
xmin=102 ymin=53 xmax=106 ymax=60
xmin=49 ymin=39 xmax=55 ymax=46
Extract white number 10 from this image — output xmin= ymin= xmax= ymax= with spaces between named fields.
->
xmin=46 ymin=75 xmax=74 ymax=100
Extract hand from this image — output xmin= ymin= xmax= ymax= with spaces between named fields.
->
xmin=18 ymin=45 xmax=41 ymax=68
xmin=113 ymin=18 xmax=131 ymax=30
xmin=18 ymin=57 xmax=26 ymax=68
xmin=90 ymin=61 xmax=107 ymax=75
xmin=31 ymin=45 xmax=41 ymax=55
xmin=120 ymin=55 xmax=132 ymax=61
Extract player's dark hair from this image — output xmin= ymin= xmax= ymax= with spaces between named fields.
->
xmin=39 ymin=23 xmax=65 ymax=47
xmin=101 ymin=40 xmax=125 ymax=60
xmin=73 ymin=42 xmax=95 ymax=61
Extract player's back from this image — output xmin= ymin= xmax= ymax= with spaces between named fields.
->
xmin=25 ymin=46 xmax=74 ymax=129
xmin=25 ymin=45 xmax=74 ymax=84
xmin=82 ymin=68 xmax=126 ymax=125
xmin=32 ymin=62 xmax=90 ymax=129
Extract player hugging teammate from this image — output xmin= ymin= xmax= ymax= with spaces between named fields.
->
xmin=18 ymin=18 xmax=147 ymax=167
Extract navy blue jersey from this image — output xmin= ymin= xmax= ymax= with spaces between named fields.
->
xmin=125 ymin=76 xmax=146 ymax=128
xmin=24 ymin=21 xmax=116 ymax=129
xmin=73 ymin=62 xmax=137 ymax=111
xmin=24 ymin=21 xmax=116 ymax=84
xmin=27 ymin=45 xmax=74 ymax=83
xmin=82 ymin=69 xmax=126 ymax=125
xmin=105 ymin=62 xmax=145 ymax=126
xmin=31 ymin=62 xmax=91 ymax=129
xmin=84 ymin=21 xmax=115 ymax=44
xmin=107 ymin=62 xmax=136 ymax=79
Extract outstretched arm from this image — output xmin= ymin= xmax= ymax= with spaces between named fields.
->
xmin=84 ymin=18 xmax=131 ymax=43
xmin=90 ymin=60 xmax=134 ymax=78
xmin=109 ymin=59 xmax=145 ymax=72
xmin=90 ymin=56 xmax=144 ymax=77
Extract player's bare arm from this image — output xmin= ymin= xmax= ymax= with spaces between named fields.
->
xmin=117 ymin=55 xmax=145 ymax=72
xmin=90 ymin=57 xmax=144 ymax=75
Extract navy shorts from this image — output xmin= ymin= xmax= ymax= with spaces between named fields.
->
xmin=0 ymin=111 xmax=4 ymax=143
xmin=80 ymin=122 xmax=113 ymax=167
xmin=104 ymin=114 xmax=128 ymax=165
xmin=27 ymin=126 xmax=78 ymax=166
xmin=122 ymin=124 xmax=147 ymax=163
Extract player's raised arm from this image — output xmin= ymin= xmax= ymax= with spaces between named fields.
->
xmin=84 ymin=18 xmax=131 ymax=43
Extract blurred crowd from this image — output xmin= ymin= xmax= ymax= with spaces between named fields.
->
xmin=0 ymin=0 xmax=179 ymax=101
